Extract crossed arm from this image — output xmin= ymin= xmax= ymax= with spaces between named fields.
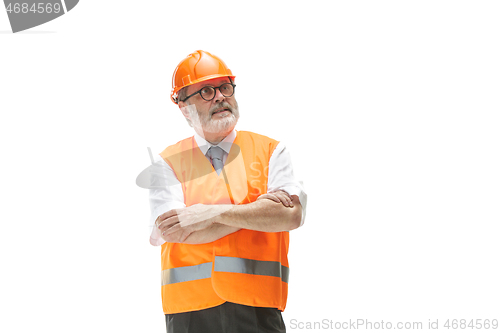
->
xmin=155 ymin=190 xmax=302 ymax=244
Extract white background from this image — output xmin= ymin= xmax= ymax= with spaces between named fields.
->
xmin=1 ymin=1 xmax=499 ymax=332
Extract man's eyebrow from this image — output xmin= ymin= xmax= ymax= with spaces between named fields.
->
xmin=201 ymin=81 xmax=230 ymax=88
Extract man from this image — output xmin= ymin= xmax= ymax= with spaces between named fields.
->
xmin=149 ymin=50 xmax=307 ymax=332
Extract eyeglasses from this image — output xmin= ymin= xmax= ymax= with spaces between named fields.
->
xmin=181 ymin=83 xmax=236 ymax=102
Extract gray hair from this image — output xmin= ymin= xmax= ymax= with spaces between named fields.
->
xmin=177 ymin=86 xmax=189 ymax=104
xmin=177 ymin=87 xmax=194 ymax=127
xmin=176 ymin=86 xmax=193 ymax=127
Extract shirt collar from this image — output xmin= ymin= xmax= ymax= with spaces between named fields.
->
xmin=194 ymin=129 xmax=237 ymax=156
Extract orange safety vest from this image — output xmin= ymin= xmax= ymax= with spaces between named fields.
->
xmin=159 ymin=131 xmax=289 ymax=314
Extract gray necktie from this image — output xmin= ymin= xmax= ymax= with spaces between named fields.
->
xmin=206 ymin=146 xmax=224 ymax=175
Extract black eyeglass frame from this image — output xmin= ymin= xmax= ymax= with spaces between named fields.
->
xmin=180 ymin=82 xmax=236 ymax=103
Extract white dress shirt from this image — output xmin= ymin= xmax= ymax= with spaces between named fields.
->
xmin=149 ymin=129 xmax=307 ymax=246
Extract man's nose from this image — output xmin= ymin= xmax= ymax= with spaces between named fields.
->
xmin=213 ymin=87 xmax=226 ymax=103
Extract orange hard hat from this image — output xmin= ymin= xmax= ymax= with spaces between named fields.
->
xmin=171 ymin=50 xmax=235 ymax=104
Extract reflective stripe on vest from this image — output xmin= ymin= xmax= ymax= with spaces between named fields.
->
xmin=161 ymin=262 xmax=212 ymax=285
xmin=162 ymin=257 xmax=289 ymax=286
xmin=214 ymin=256 xmax=289 ymax=283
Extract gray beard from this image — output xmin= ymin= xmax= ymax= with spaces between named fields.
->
xmin=189 ymin=101 xmax=240 ymax=135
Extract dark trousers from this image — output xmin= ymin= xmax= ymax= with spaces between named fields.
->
xmin=165 ymin=302 xmax=286 ymax=333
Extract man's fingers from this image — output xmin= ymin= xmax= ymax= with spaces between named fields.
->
xmin=257 ymin=192 xmax=294 ymax=207
xmin=274 ymin=192 xmax=293 ymax=207
xmin=257 ymin=191 xmax=294 ymax=207
xmin=162 ymin=223 xmax=182 ymax=236
xmin=158 ymin=214 xmax=180 ymax=230
xmin=157 ymin=209 xmax=180 ymax=223
xmin=273 ymin=193 xmax=288 ymax=206
xmin=268 ymin=190 xmax=293 ymax=207
xmin=271 ymin=190 xmax=292 ymax=200
xmin=257 ymin=193 xmax=280 ymax=203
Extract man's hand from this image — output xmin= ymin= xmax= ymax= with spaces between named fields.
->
xmin=257 ymin=190 xmax=294 ymax=207
xmin=159 ymin=223 xmax=196 ymax=243
xmin=156 ymin=204 xmax=229 ymax=241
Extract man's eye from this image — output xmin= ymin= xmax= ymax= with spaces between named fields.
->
xmin=201 ymin=87 xmax=213 ymax=95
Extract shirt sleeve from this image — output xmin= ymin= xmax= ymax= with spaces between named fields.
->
xmin=267 ymin=142 xmax=308 ymax=226
xmin=149 ymin=155 xmax=185 ymax=246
